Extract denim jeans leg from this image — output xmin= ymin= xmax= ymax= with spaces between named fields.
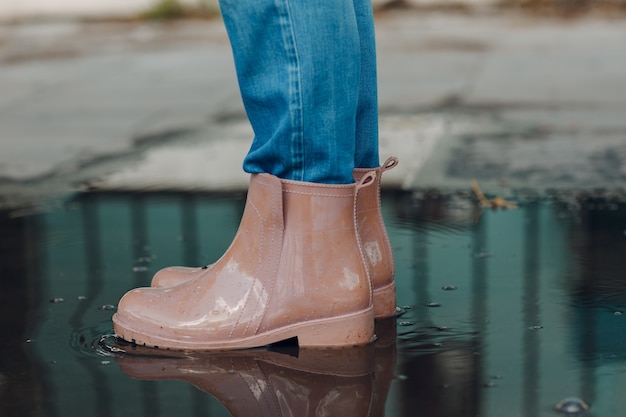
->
xmin=219 ymin=0 xmax=370 ymax=184
xmin=353 ymin=0 xmax=380 ymax=169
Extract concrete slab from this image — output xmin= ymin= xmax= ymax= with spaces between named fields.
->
xmin=0 ymin=22 xmax=239 ymax=180
xmin=0 ymin=12 xmax=625 ymax=208
xmin=85 ymin=113 xmax=447 ymax=192
xmin=414 ymin=113 xmax=626 ymax=192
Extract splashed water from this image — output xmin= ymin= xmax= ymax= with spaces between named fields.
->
xmin=69 ymin=322 xmax=122 ymax=358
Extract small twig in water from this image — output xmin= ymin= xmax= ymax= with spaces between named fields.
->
xmin=471 ymin=180 xmax=518 ymax=209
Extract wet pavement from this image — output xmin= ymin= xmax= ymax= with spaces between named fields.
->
xmin=1 ymin=11 xmax=626 ymax=207
xmin=1 ymin=8 xmax=626 ymax=417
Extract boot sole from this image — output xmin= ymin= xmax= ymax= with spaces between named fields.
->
xmin=112 ymin=307 xmax=375 ymax=351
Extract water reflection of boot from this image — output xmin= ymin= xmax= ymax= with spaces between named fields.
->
xmin=151 ymin=157 xmax=399 ymax=318
xmin=116 ymin=346 xmax=376 ymax=417
xmin=371 ymin=317 xmax=397 ymax=417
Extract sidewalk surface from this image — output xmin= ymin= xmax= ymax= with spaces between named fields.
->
xmin=1 ymin=10 xmax=625 ymax=208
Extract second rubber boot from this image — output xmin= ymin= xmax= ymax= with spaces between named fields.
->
xmin=113 ymin=172 xmax=376 ymax=350
xmin=151 ymin=157 xmax=399 ymax=317
xmin=353 ymin=157 xmax=397 ymax=318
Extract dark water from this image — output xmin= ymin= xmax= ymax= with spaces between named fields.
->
xmin=1 ymin=190 xmax=626 ymax=416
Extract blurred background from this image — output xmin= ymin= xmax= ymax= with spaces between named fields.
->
xmin=1 ymin=0 xmax=625 ymax=20
xmin=0 ymin=0 xmax=625 ymax=207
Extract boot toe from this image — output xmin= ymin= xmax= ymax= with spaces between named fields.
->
xmin=113 ymin=287 xmax=178 ymax=346
xmin=151 ymin=266 xmax=206 ymax=288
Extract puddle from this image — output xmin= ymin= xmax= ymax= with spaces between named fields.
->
xmin=2 ymin=190 xmax=626 ymax=416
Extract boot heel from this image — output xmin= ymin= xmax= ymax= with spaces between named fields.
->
xmin=373 ymin=281 xmax=397 ymax=318
xmin=295 ymin=308 xmax=375 ymax=348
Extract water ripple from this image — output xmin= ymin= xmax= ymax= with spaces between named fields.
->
xmin=69 ymin=321 xmax=121 ymax=359
xmin=70 ymin=321 xmax=203 ymax=360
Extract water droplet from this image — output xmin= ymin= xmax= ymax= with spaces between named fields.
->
xmin=99 ymin=304 xmax=116 ymax=311
xmin=25 ymin=339 xmax=32 ymax=343
xmin=614 ymin=311 xmax=623 ymax=316
xmin=402 ymin=305 xmax=413 ymax=310
xmin=555 ymin=397 xmax=590 ymax=414
xmin=398 ymin=321 xmax=413 ymax=327
xmin=101 ymin=360 xmax=111 ymax=365
xmin=77 ymin=296 xmax=87 ymax=301
xmin=50 ymin=298 xmax=64 ymax=304
xmin=528 ymin=325 xmax=543 ymax=330
xmin=437 ymin=326 xmax=449 ymax=331
xmin=442 ymin=285 xmax=457 ymax=291
xmin=132 ymin=266 xmax=148 ymax=272
xmin=396 ymin=374 xmax=408 ymax=381
xmin=426 ymin=302 xmax=441 ymax=308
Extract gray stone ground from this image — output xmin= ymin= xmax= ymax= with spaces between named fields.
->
xmin=1 ymin=10 xmax=625 ymax=208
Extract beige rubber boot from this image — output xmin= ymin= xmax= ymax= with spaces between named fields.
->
xmin=353 ymin=157 xmax=397 ymax=317
xmin=116 ymin=346 xmax=375 ymax=417
xmin=113 ymin=173 xmax=376 ymax=350
xmin=151 ymin=157 xmax=398 ymax=317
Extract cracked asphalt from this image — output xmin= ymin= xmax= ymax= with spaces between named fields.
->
xmin=1 ymin=10 xmax=625 ymax=208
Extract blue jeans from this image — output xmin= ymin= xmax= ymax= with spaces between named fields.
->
xmin=219 ymin=0 xmax=380 ymax=184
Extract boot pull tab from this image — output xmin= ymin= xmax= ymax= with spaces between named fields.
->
xmin=356 ymin=171 xmax=377 ymax=191
xmin=382 ymin=156 xmax=399 ymax=173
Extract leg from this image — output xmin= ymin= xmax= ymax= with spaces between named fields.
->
xmin=353 ymin=0 xmax=380 ymax=169
xmin=220 ymin=0 xmax=362 ymax=184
